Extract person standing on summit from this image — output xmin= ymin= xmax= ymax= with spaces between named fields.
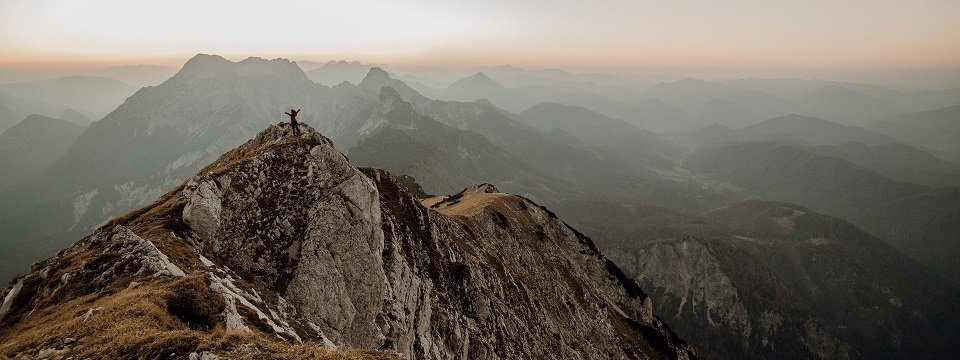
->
xmin=285 ymin=108 xmax=301 ymax=136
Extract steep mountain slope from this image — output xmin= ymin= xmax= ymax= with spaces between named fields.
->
xmin=0 ymin=124 xmax=694 ymax=359
xmin=518 ymin=102 xmax=681 ymax=169
xmin=854 ymin=188 xmax=960 ymax=289
xmin=683 ymin=142 xmax=960 ymax=286
xmin=868 ymin=104 xmax=960 ymax=161
xmin=355 ymin=69 xmax=683 ymax=200
xmin=606 ymin=200 xmax=960 ymax=359
xmin=4 ymin=60 xmax=676 ymax=285
xmin=348 ymin=87 xmax=563 ymax=197
xmin=349 ymin=86 xmax=722 ymax=243
xmin=383 ymin=71 xmax=714 ymax=196
xmin=0 ymin=115 xmax=84 ymax=189
xmin=0 ymin=54 xmax=377 ymax=284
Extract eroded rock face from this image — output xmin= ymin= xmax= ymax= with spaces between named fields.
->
xmin=606 ymin=201 xmax=960 ymax=360
xmin=610 ymin=241 xmax=751 ymax=337
xmin=178 ymin=124 xmax=693 ymax=358
xmin=1 ymin=123 xmax=694 ymax=359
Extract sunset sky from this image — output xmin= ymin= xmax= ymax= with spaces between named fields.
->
xmin=1 ymin=0 xmax=959 ymax=72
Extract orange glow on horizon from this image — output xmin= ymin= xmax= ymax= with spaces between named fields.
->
xmin=1 ymin=0 xmax=958 ymax=74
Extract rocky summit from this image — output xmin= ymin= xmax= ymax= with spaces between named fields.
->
xmin=0 ymin=123 xmax=694 ymax=359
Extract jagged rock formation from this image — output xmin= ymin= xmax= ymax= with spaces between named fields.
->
xmin=0 ymin=54 xmax=375 ymax=285
xmin=606 ymin=200 xmax=960 ymax=359
xmin=0 ymin=124 xmax=694 ymax=359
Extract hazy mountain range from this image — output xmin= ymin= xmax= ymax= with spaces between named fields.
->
xmin=0 ymin=124 xmax=695 ymax=358
xmin=0 ymin=115 xmax=84 ymax=189
xmin=0 ymin=76 xmax=137 ymax=120
xmin=683 ymin=142 xmax=960 ymax=287
xmin=1 ymin=54 xmax=959 ymax=358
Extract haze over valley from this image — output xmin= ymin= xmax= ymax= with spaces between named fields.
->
xmin=1 ymin=0 xmax=959 ymax=358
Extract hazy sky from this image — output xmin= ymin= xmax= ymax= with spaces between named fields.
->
xmin=1 ymin=0 xmax=959 ymax=71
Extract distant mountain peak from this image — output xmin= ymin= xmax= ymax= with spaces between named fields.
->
xmin=375 ymin=86 xmax=415 ymax=118
xmin=21 ymin=113 xmax=62 ymax=124
xmin=469 ymin=71 xmax=491 ymax=79
xmin=472 ymin=98 xmax=496 ymax=106
xmin=171 ymin=54 xmax=306 ymax=83
xmin=448 ymin=72 xmax=505 ymax=91
xmin=357 ymin=67 xmax=396 ymax=91
xmin=179 ymin=53 xmax=231 ymax=71
xmin=363 ymin=66 xmax=390 ymax=80
xmin=358 ymin=86 xmax=419 ymax=135
xmin=673 ymin=77 xmax=715 ymax=86
xmin=3 ymin=114 xmax=81 ymax=136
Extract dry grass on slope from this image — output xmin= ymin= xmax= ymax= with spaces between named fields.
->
xmin=0 ymin=273 xmax=394 ymax=359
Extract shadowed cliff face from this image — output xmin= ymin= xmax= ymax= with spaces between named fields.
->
xmin=606 ymin=201 xmax=960 ymax=360
xmin=0 ymin=123 xmax=694 ymax=359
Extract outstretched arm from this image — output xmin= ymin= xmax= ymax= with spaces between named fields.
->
xmin=296 ymin=109 xmax=301 ymax=114
xmin=284 ymin=112 xmax=292 ymax=116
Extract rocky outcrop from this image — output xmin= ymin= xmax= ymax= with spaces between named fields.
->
xmin=606 ymin=201 xmax=960 ymax=360
xmin=0 ymin=123 xmax=694 ymax=359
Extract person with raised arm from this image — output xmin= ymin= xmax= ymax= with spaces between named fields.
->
xmin=285 ymin=108 xmax=301 ymax=136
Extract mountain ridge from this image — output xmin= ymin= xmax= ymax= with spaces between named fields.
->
xmin=606 ymin=199 xmax=960 ymax=359
xmin=0 ymin=123 xmax=696 ymax=359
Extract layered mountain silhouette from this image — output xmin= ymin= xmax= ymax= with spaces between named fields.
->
xmin=0 ymin=55 xmax=710 ymax=287
xmin=0 ymin=92 xmax=75 ymax=133
xmin=304 ymin=60 xmax=383 ymax=86
xmin=624 ymin=99 xmax=701 ymax=132
xmin=683 ymin=141 xmax=960 ymax=286
xmin=639 ymin=78 xmax=803 ymax=128
xmin=810 ymin=142 xmax=960 ymax=187
xmin=869 ymin=104 xmax=960 ymax=161
xmin=796 ymin=85 xmax=903 ymax=124
xmin=437 ymin=72 xmax=538 ymax=113
xmin=0 ymin=115 xmax=84 ymax=190
xmin=349 ymin=87 xmax=558 ymax=197
xmin=2 ymin=53 xmax=959 ymax=359
xmin=518 ymin=102 xmax=681 ymax=169
xmin=0 ymin=55 xmax=379 ymax=283
xmin=674 ymin=114 xmax=897 ymax=149
xmin=0 ymin=124 xmax=694 ymax=359
xmin=0 ymin=76 xmax=137 ymax=120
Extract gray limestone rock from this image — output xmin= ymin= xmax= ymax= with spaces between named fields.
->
xmin=0 ymin=124 xmax=695 ymax=359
